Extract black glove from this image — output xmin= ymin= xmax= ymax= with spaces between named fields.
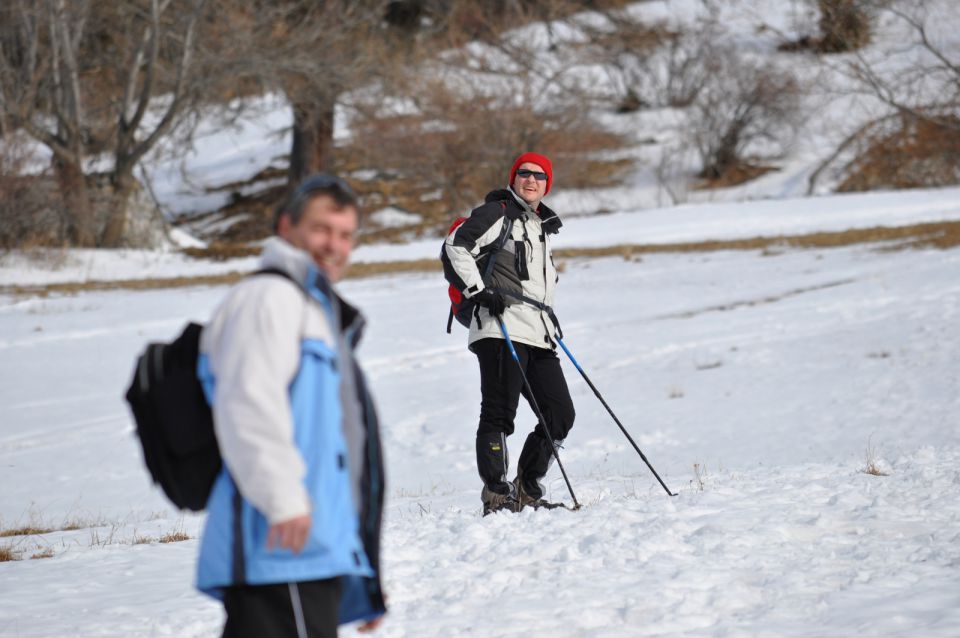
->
xmin=474 ymin=289 xmax=506 ymax=317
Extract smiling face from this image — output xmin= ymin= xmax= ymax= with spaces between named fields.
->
xmin=512 ymin=161 xmax=548 ymax=208
xmin=277 ymin=193 xmax=358 ymax=282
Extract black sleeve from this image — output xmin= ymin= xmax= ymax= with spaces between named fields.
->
xmin=451 ymin=201 xmax=506 ymax=251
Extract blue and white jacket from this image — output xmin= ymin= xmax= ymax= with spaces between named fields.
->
xmin=196 ymin=237 xmax=386 ymax=625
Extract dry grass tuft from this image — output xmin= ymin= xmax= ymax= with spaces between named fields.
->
xmin=30 ymin=547 xmax=56 ymax=560
xmin=58 ymin=516 xmax=109 ymax=532
xmin=181 ymin=243 xmax=262 ymax=261
xmin=0 ymin=545 xmax=20 ymax=562
xmin=691 ymin=463 xmax=708 ymax=491
xmin=695 ymin=163 xmax=778 ymax=190
xmin=0 ymin=524 xmax=54 ymax=538
xmin=862 ymin=460 xmax=889 ymax=477
xmin=861 ymin=438 xmax=890 ymax=477
xmin=158 ymin=530 xmax=191 ymax=543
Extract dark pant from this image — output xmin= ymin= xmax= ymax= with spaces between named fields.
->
xmin=473 ymin=337 xmax=575 ymax=499
xmin=222 ymin=577 xmax=341 ymax=638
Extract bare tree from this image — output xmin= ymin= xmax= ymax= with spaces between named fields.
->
xmin=343 ymin=6 xmax=635 ymax=232
xmin=808 ymin=0 xmax=960 ymax=192
xmin=573 ymin=10 xmax=713 ymax=112
xmin=843 ymin=1 xmax=959 ymax=130
xmin=0 ymin=0 xmax=209 ymax=247
xmin=203 ymin=0 xmax=432 ymax=192
xmin=684 ymin=48 xmax=802 ymax=181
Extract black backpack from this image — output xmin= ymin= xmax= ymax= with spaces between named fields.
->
xmin=125 ymin=269 xmax=294 ymax=511
xmin=125 ymin=321 xmax=216 ymax=511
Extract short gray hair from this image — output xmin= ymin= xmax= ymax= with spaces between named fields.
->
xmin=273 ymin=173 xmax=361 ymax=232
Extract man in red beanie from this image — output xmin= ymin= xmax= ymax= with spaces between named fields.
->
xmin=442 ymin=152 xmax=575 ymax=515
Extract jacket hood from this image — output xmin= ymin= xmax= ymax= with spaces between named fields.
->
xmin=260 ymin=236 xmax=313 ymax=285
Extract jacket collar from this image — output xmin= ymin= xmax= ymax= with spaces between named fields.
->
xmin=259 ymin=237 xmax=366 ymax=345
xmin=484 ymin=188 xmax=563 ymax=235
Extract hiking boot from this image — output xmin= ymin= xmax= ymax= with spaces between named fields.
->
xmin=513 ymin=477 xmax=564 ymax=511
xmin=481 ymin=484 xmax=520 ymax=516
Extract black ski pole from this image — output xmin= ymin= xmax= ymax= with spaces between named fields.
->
xmin=556 ymin=337 xmax=677 ymax=497
xmin=496 ymin=317 xmax=581 ymax=510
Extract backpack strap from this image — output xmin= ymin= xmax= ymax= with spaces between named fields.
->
xmin=251 ymin=267 xmax=311 ymax=338
xmin=254 ymin=267 xmax=296 ymax=284
xmin=473 ymin=207 xmax=513 ymax=330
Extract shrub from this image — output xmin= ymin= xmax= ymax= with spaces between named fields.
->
xmin=817 ymin=0 xmax=873 ymax=53
xmin=684 ymin=50 xmax=802 ymax=182
xmin=0 ymin=136 xmax=63 ymax=250
xmin=343 ymin=80 xmax=633 ymax=232
xmin=0 ymin=545 xmax=19 ymax=562
xmin=159 ymin=530 xmax=191 ymax=543
xmin=838 ymin=114 xmax=960 ymax=192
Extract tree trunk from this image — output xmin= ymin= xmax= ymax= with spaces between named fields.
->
xmin=288 ymin=95 xmax=336 ymax=186
xmin=53 ymin=156 xmax=96 ymax=247
xmin=99 ymin=173 xmax=134 ymax=247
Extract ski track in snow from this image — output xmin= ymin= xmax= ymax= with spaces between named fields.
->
xmin=1 ymin=238 xmax=959 ymax=636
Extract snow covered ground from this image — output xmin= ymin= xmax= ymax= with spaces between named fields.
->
xmin=2 ymin=186 xmax=959 ymax=636
xmin=4 ymin=185 xmax=960 ymax=286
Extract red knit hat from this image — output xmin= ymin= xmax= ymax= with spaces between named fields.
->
xmin=509 ymin=152 xmax=553 ymax=195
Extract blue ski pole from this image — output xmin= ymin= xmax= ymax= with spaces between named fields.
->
xmin=497 ymin=317 xmax=581 ymax=510
xmin=556 ymin=337 xmax=677 ymax=497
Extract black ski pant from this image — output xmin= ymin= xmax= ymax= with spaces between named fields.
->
xmin=473 ymin=337 xmax=575 ymax=500
xmin=222 ymin=577 xmax=341 ymax=638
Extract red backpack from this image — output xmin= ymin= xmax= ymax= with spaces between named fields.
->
xmin=440 ymin=206 xmax=512 ymax=333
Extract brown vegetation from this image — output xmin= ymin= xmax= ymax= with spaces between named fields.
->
xmin=838 ymin=115 xmax=960 ymax=192
xmin=0 ymin=525 xmax=54 ymax=538
xmin=555 ymin=220 xmax=960 ymax=259
xmin=695 ymin=163 xmax=779 ymax=190
xmin=817 ymin=0 xmax=873 ymax=53
xmin=159 ymin=530 xmax=191 ymax=543
xmin=345 ymin=82 xmax=634 ymax=230
xmin=0 ymin=0 xmax=209 ymax=248
xmin=0 ymin=138 xmax=62 ymax=250
xmin=778 ymin=0 xmax=873 ymax=53
xmin=4 ymin=220 xmax=958 ymax=297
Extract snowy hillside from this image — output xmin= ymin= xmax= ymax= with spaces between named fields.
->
xmin=128 ymin=0 xmax=960 ymax=234
xmin=2 ymin=186 xmax=959 ymax=636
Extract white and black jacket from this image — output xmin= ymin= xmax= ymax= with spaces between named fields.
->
xmin=443 ymin=188 xmax=563 ymax=350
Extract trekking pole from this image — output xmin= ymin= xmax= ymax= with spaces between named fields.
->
xmin=496 ymin=317 xmax=581 ymax=510
xmin=555 ymin=337 xmax=677 ymax=497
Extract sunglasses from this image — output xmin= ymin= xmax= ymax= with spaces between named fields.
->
xmin=516 ymin=168 xmax=548 ymax=181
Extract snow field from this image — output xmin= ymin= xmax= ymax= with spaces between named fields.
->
xmin=4 ymin=232 xmax=958 ymax=636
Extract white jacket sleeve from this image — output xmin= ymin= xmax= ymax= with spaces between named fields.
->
xmin=444 ymin=217 xmax=505 ymax=297
xmin=208 ymin=281 xmax=311 ymax=524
